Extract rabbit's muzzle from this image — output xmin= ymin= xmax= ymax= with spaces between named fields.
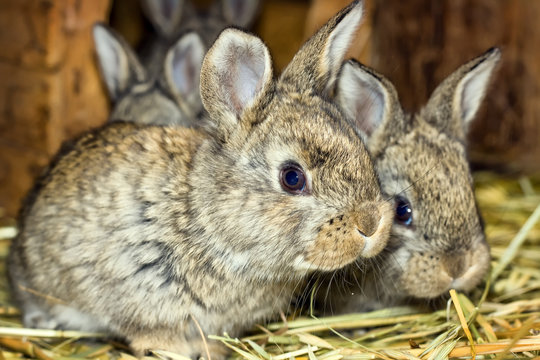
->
xmin=400 ymin=238 xmax=491 ymax=298
xmin=304 ymin=200 xmax=393 ymax=272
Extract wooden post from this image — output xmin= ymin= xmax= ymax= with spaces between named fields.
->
xmin=0 ymin=0 xmax=111 ymax=217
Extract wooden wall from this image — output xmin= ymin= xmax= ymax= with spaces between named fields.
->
xmin=0 ymin=0 xmax=111 ymax=217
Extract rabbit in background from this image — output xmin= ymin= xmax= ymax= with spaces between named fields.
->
xmin=310 ymin=48 xmax=501 ymax=314
xmin=137 ymin=0 xmax=261 ymax=81
xmin=93 ymin=25 xmax=205 ymax=126
xmin=9 ymin=1 xmax=393 ymax=358
xmin=92 ymin=0 xmax=260 ymax=127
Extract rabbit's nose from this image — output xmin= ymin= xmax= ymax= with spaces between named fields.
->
xmin=442 ymin=254 xmax=467 ymax=279
xmin=449 ymin=241 xmax=491 ymax=290
xmin=353 ymin=201 xmax=393 ymax=257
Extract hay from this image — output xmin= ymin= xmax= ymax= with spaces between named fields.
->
xmin=0 ymin=172 xmax=538 ymax=359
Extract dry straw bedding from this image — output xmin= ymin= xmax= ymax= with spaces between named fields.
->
xmin=0 ymin=172 xmax=538 ymax=360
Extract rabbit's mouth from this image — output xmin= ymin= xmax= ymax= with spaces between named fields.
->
xmin=399 ymin=241 xmax=491 ymax=299
xmin=300 ymin=202 xmax=393 ymax=272
xmin=451 ymin=263 xmax=484 ymax=290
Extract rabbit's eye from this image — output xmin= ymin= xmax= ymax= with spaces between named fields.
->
xmin=395 ymin=197 xmax=413 ymax=226
xmin=280 ymin=163 xmax=307 ymax=194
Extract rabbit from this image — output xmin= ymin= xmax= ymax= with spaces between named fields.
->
xmin=92 ymin=0 xmax=260 ymax=128
xmin=93 ymin=24 xmax=205 ymax=127
xmin=308 ymin=48 xmax=501 ymax=314
xmin=8 ymin=1 xmax=393 ymax=358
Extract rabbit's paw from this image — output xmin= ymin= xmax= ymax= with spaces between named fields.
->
xmin=130 ymin=335 xmax=229 ymax=360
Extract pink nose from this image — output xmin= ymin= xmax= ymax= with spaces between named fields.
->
xmin=442 ymin=254 xmax=467 ymax=279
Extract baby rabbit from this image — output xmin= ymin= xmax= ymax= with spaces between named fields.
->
xmin=312 ymin=48 xmax=501 ymax=313
xmin=93 ymin=25 xmax=205 ymax=126
xmin=9 ymin=1 xmax=393 ymax=358
xmin=92 ymin=0 xmax=260 ymax=127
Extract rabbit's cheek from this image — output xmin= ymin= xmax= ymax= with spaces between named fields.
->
xmin=302 ymin=202 xmax=392 ymax=271
xmin=400 ymin=253 xmax=453 ymax=298
xmin=303 ymin=216 xmax=365 ymax=271
xmin=401 ymin=241 xmax=490 ymax=298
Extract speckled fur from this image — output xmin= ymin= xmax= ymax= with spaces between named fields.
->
xmin=9 ymin=2 xmax=393 ymax=358
xmin=313 ymin=49 xmax=501 ymax=313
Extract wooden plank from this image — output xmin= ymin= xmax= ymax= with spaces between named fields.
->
xmin=0 ymin=0 xmax=111 ymax=217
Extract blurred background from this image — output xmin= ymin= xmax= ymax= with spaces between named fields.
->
xmin=0 ymin=0 xmax=539 ymax=218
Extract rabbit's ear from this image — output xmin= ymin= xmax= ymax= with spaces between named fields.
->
xmin=280 ymin=0 xmax=363 ymax=95
xmin=424 ymin=48 xmax=501 ymax=140
xmin=220 ymin=0 xmax=260 ymax=28
xmin=200 ymin=28 xmax=273 ymax=137
xmin=92 ymin=24 xmax=146 ymax=100
xmin=164 ymin=32 xmax=205 ymax=115
xmin=140 ymin=0 xmax=186 ymax=37
xmin=337 ymin=60 xmax=401 ymax=141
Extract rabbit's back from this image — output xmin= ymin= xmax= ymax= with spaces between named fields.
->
xmin=9 ymin=122 xmax=298 ymax=342
xmin=9 ymin=123 xmax=205 ymax=325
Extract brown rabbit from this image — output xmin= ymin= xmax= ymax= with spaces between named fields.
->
xmin=9 ymin=1 xmax=392 ymax=358
xmin=93 ymin=25 xmax=205 ymax=126
xmin=310 ymin=48 xmax=501 ymax=314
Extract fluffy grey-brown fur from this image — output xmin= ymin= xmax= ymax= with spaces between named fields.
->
xmin=313 ymin=48 xmax=501 ymax=313
xmin=9 ymin=1 xmax=393 ymax=357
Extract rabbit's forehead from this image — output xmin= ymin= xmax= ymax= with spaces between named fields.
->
xmin=378 ymin=134 xmax=482 ymax=239
xmin=262 ymin=115 xmax=371 ymax=169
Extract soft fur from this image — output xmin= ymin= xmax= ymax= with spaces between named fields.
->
xmin=312 ymin=48 xmax=501 ymax=313
xmin=9 ymin=2 xmax=393 ymax=358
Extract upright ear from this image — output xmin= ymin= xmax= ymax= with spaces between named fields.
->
xmin=92 ymin=24 xmax=146 ymax=100
xmin=220 ymin=0 xmax=261 ymax=28
xmin=336 ymin=60 xmax=403 ymax=146
xmin=424 ymin=47 xmax=501 ymax=140
xmin=200 ymin=28 xmax=273 ymax=139
xmin=164 ymin=32 xmax=206 ymax=116
xmin=280 ymin=0 xmax=363 ymax=95
xmin=140 ymin=0 xmax=190 ymax=38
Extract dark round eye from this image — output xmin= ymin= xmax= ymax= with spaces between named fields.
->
xmin=395 ymin=197 xmax=413 ymax=226
xmin=280 ymin=163 xmax=307 ymax=194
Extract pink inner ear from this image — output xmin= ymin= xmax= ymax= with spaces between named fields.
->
xmin=228 ymin=48 xmax=267 ymax=116
xmin=356 ymin=91 xmax=384 ymax=136
xmin=355 ymin=98 xmax=376 ymax=136
xmin=160 ymin=0 xmax=172 ymax=17
xmin=223 ymin=0 xmax=258 ymax=27
xmin=200 ymin=28 xmax=271 ymax=123
xmin=172 ymin=49 xmax=195 ymax=95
